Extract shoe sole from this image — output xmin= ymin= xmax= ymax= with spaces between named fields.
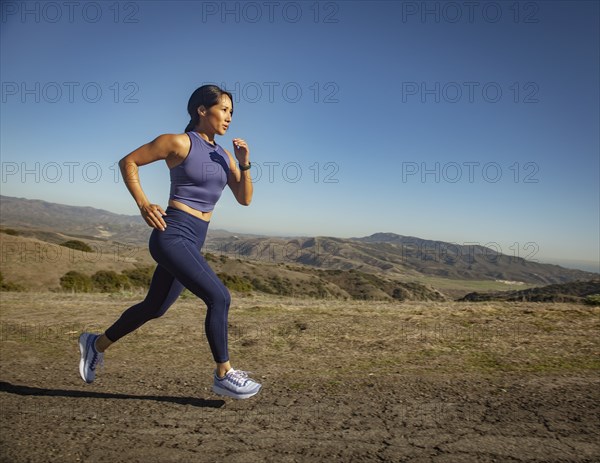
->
xmin=78 ymin=334 xmax=93 ymax=384
xmin=212 ymin=384 xmax=261 ymax=399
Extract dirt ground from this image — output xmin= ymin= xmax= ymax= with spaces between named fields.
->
xmin=0 ymin=292 xmax=598 ymax=462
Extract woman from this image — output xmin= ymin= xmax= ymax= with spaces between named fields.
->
xmin=78 ymin=85 xmax=261 ymax=400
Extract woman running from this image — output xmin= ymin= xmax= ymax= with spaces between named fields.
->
xmin=78 ymin=84 xmax=261 ymax=399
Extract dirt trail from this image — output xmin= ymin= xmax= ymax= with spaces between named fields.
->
xmin=1 ymin=293 xmax=598 ymax=462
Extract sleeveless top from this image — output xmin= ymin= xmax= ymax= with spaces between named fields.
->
xmin=169 ymin=131 xmax=231 ymax=212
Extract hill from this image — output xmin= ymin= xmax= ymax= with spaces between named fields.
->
xmin=0 ymin=228 xmax=447 ymax=301
xmin=207 ymin=234 xmax=596 ymax=285
xmin=1 ymin=196 xmax=597 ymax=295
xmin=0 ymin=195 xmax=248 ymax=245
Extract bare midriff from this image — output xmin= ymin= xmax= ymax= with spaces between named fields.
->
xmin=169 ymin=199 xmax=213 ymax=222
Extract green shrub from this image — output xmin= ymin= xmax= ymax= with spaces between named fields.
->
xmin=268 ymin=275 xmax=294 ymax=296
xmin=251 ymin=277 xmax=272 ymax=294
xmin=60 ymin=271 xmax=93 ymax=292
xmin=60 ymin=240 xmax=93 ymax=252
xmin=0 ymin=272 xmax=25 ymax=291
xmin=204 ymin=252 xmax=218 ymax=263
xmin=583 ymin=294 xmax=600 ymax=306
xmin=218 ymin=273 xmax=253 ymax=292
xmin=91 ymin=270 xmax=132 ymax=292
xmin=0 ymin=228 xmax=19 ymax=236
xmin=122 ymin=265 xmax=156 ymax=288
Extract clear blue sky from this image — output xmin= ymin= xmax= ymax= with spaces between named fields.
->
xmin=1 ymin=0 xmax=598 ymax=271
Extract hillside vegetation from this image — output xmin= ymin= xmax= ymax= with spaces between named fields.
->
xmin=2 ymin=196 xmax=598 ymax=303
xmin=3 ymin=226 xmax=599 ymax=304
xmin=0 ymin=230 xmax=445 ymax=301
xmin=459 ymin=280 xmax=600 ymax=304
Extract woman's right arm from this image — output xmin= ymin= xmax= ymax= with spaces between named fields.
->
xmin=119 ymin=134 xmax=187 ymax=231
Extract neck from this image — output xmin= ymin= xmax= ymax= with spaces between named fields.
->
xmin=194 ymin=130 xmax=216 ymax=145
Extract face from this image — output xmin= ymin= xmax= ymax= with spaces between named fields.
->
xmin=198 ymin=94 xmax=233 ymax=136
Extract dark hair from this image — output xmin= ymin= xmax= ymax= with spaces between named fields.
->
xmin=184 ymin=85 xmax=234 ymax=133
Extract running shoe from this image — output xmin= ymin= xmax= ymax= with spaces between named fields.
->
xmin=212 ymin=368 xmax=261 ymax=399
xmin=78 ymin=333 xmax=104 ymax=383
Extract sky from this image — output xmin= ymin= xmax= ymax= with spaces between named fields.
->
xmin=1 ymin=0 xmax=599 ymax=272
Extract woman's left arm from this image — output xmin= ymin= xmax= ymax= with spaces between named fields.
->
xmin=225 ymin=138 xmax=253 ymax=206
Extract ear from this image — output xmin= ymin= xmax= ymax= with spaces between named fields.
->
xmin=197 ymin=105 xmax=207 ymax=117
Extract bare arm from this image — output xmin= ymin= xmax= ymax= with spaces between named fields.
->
xmin=225 ymin=138 xmax=253 ymax=206
xmin=119 ymin=133 xmax=188 ymax=230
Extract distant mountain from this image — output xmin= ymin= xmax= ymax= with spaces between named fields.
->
xmin=208 ymin=234 xmax=597 ymax=285
xmin=347 ymin=232 xmax=597 ymax=284
xmin=0 ymin=195 xmax=149 ymax=244
xmin=0 ymin=195 xmax=255 ymax=245
xmin=1 ymin=196 xmax=597 ymax=286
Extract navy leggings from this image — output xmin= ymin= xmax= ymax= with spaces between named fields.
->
xmin=105 ymin=207 xmax=230 ymax=363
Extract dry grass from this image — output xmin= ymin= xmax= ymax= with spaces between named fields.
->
xmin=2 ymin=291 xmax=598 ymax=384
xmin=1 ymin=292 xmax=599 ymax=462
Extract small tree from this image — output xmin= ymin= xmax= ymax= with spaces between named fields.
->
xmin=60 ymin=271 xmax=93 ymax=292
xmin=584 ymin=294 xmax=600 ymax=306
xmin=0 ymin=228 xmax=19 ymax=236
xmin=91 ymin=270 xmax=132 ymax=292
xmin=218 ymin=273 xmax=253 ymax=293
xmin=0 ymin=271 xmax=24 ymax=291
xmin=60 ymin=240 xmax=93 ymax=252
xmin=122 ymin=265 xmax=155 ymax=289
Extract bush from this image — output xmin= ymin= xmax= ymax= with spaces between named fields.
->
xmin=60 ymin=240 xmax=93 ymax=252
xmin=251 ymin=277 xmax=272 ymax=294
xmin=204 ymin=252 xmax=218 ymax=263
xmin=60 ymin=271 xmax=93 ymax=292
xmin=583 ymin=294 xmax=600 ymax=306
xmin=122 ymin=265 xmax=155 ymax=288
xmin=0 ymin=228 xmax=19 ymax=236
xmin=91 ymin=270 xmax=132 ymax=292
xmin=0 ymin=271 xmax=25 ymax=291
xmin=218 ymin=272 xmax=253 ymax=292
xmin=268 ymin=275 xmax=294 ymax=296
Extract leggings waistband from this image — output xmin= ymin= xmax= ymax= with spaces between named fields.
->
xmin=165 ymin=206 xmax=210 ymax=224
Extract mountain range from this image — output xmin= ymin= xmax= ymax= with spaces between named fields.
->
xmin=1 ymin=196 xmax=597 ymax=291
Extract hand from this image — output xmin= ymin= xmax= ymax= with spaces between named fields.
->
xmin=139 ymin=203 xmax=167 ymax=231
xmin=232 ymin=138 xmax=250 ymax=165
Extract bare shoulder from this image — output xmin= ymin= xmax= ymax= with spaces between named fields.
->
xmin=153 ymin=133 xmax=191 ymax=157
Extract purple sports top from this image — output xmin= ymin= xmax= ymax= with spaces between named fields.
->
xmin=169 ymin=131 xmax=231 ymax=212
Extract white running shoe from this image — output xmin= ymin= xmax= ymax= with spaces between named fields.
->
xmin=212 ymin=368 xmax=261 ymax=399
xmin=78 ymin=333 xmax=104 ymax=383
